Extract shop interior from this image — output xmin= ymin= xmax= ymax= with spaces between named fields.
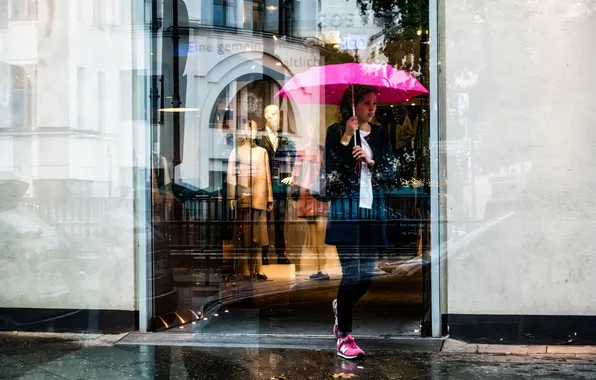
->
xmin=149 ymin=71 xmax=431 ymax=336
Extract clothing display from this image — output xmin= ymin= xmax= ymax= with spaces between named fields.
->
xmin=257 ymin=132 xmax=296 ymax=196
xmin=292 ymin=145 xmax=330 ymax=277
xmin=291 ymin=145 xmax=329 ymax=218
xmin=151 ymin=152 xmax=172 ymax=206
xmin=227 ymin=141 xmax=273 ymax=278
xmin=227 ymin=144 xmax=273 ymax=211
xmin=265 ymin=126 xmax=279 ymax=151
xmin=257 ymin=107 xmax=296 ymax=264
xmin=389 ymin=107 xmax=422 ymax=182
xmin=232 ymin=208 xmax=268 ymax=276
xmin=233 ymin=208 xmax=269 ymax=247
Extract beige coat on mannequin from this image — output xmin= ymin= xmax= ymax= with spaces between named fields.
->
xmin=227 ymin=144 xmax=273 ymax=211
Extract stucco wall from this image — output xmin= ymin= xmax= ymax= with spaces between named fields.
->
xmin=444 ymin=1 xmax=596 ymax=315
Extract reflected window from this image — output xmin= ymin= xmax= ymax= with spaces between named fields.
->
xmin=94 ymin=0 xmax=106 ymax=29
xmin=0 ymin=63 xmax=35 ymax=130
xmin=278 ymin=0 xmax=293 ymax=36
xmin=251 ymin=0 xmax=265 ymax=31
xmin=0 ymin=0 xmax=8 ymax=29
xmin=98 ymin=72 xmax=105 ymax=132
xmin=77 ymin=67 xmax=85 ymax=129
xmin=214 ymin=0 xmax=236 ymax=27
xmin=244 ymin=0 xmax=293 ymax=35
xmin=243 ymin=0 xmax=266 ymax=31
xmin=10 ymin=0 xmax=37 ymax=21
xmin=120 ymin=70 xmax=147 ymax=121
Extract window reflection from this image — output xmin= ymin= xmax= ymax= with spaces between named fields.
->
xmin=10 ymin=0 xmax=37 ymax=21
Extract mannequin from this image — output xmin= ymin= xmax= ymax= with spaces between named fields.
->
xmin=257 ymin=105 xmax=295 ymax=265
xmin=291 ymin=124 xmax=329 ymax=280
xmin=227 ymin=118 xmax=273 ymax=280
xmin=151 ymin=151 xmax=176 ymax=224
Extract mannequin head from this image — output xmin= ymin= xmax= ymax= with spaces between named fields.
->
xmin=264 ymin=105 xmax=280 ymax=131
xmin=237 ymin=117 xmax=258 ymax=145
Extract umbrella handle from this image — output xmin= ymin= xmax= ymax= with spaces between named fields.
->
xmin=351 ymin=85 xmax=355 ymax=116
xmin=351 ymin=85 xmax=359 ymax=146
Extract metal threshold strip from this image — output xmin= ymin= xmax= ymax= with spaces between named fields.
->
xmin=116 ymin=332 xmax=445 ymax=352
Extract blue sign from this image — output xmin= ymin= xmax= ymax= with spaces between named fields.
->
xmin=340 ymin=35 xmax=367 ymax=50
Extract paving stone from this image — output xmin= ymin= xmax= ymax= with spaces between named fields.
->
xmin=547 ymin=346 xmax=596 ymax=355
xmin=478 ymin=345 xmax=529 ymax=355
xmin=527 ymin=346 xmax=548 ymax=355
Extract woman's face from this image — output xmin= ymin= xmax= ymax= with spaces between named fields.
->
xmin=355 ymin=92 xmax=377 ymax=123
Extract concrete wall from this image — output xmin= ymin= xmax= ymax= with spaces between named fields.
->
xmin=444 ymin=1 xmax=596 ymax=315
xmin=0 ymin=0 xmax=143 ymax=312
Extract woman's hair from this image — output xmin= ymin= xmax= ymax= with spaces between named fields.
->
xmin=338 ymin=85 xmax=378 ymax=125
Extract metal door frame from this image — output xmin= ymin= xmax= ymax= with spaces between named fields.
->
xmin=429 ymin=0 xmax=446 ymax=338
xmin=135 ymin=0 xmax=157 ymax=332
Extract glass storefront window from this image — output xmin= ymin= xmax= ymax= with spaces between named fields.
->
xmin=3 ymin=0 xmax=596 ymax=356
xmin=147 ymin=0 xmax=433 ymax=338
xmin=0 ymin=0 xmax=435 ymax=342
xmin=0 ymin=0 xmax=146 ymax=332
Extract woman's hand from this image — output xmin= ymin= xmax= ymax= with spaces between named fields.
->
xmin=353 ymin=146 xmax=375 ymax=168
xmin=341 ymin=116 xmax=358 ymax=144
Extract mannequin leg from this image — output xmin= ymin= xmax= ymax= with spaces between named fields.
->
xmin=235 ymin=246 xmax=249 ymax=278
xmin=254 ymin=245 xmax=267 ymax=280
xmin=309 ymin=221 xmax=320 ymax=272
xmin=309 ymin=218 xmax=329 ymax=280
xmin=248 ymin=244 xmax=257 ymax=278
xmin=261 ymin=245 xmax=270 ymax=265
xmin=274 ymin=197 xmax=291 ymax=264
xmin=233 ymin=210 xmax=248 ymax=277
xmin=313 ymin=218 xmax=326 ymax=273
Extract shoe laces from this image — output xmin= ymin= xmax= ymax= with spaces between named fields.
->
xmin=341 ymin=335 xmax=359 ymax=350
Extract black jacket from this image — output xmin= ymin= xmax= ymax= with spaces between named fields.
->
xmin=322 ymin=123 xmax=397 ymax=199
xmin=321 ymin=123 xmax=398 ymax=247
xmin=256 ymin=133 xmax=296 ymax=196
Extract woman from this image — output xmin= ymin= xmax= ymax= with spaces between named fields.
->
xmin=322 ymin=85 xmax=397 ymax=360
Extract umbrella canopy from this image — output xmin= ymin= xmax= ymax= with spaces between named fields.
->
xmin=275 ymin=63 xmax=428 ymax=104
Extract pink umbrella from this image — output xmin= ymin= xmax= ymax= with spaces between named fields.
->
xmin=275 ymin=63 xmax=428 ymax=105
xmin=276 ymin=63 xmax=428 ymax=154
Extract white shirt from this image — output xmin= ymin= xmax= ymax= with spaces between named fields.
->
xmin=266 ymin=127 xmax=279 ymax=152
xmin=359 ymin=130 xmax=373 ymax=209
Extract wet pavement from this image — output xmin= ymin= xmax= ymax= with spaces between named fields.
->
xmin=2 ymin=334 xmax=596 ymax=379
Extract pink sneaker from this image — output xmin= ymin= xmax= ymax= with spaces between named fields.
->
xmin=332 ymin=299 xmax=339 ymax=338
xmin=336 ymin=335 xmax=365 ymax=360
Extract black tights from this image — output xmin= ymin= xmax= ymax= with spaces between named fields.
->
xmin=335 ymin=227 xmax=378 ymax=334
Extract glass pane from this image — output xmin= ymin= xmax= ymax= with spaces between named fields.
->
xmin=1 ymin=0 xmax=433 ymax=343
xmin=148 ymin=0 xmax=431 ymax=338
xmin=0 ymin=0 xmax=145 ymax=333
